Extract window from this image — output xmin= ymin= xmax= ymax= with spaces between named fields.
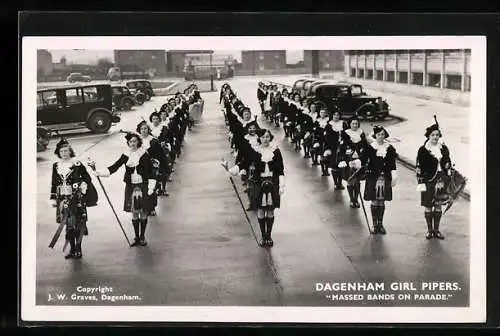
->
xmin=412 ymin=72 xmax=423 ymax=85
xmin=38 ymin=91 xmax=59 ymax=108
xmin=357 ymin=69 xmax=364 ymax=78
xmin=427 ymin=73 xmax=441 ymax=87
xmin=445 ymin=74 xmax=462 ymax=90
xmin=325 ymin=51 xmax=330 ymax=57
xmin=386 ymin=71 xmax=395 ymax=82
xmin=376 ymin=70 xmax=384 ymax=80
xmin=275 ymin=53 xmax=280 ymax=59
xmin=65 ymin=88 xmax=84 ymax=105
xmin=398 ymin=71 xmax=408 ymax=83
xmin=275 ymin=63 xmax=281 ymax=70
xmin=366 ymin=69 xmax=374 ymax=79
xmin=112 ymin=87 xmax=122 ymax=96
xmin=259 ymin=52 xmax=264 ymax=60
xmin=350 ymin=67 xmax=356 ymax=77
xmin=350 ymin=86 xmax=363 ymax=96
xmin=466 ymin=75 xmax=471 ymax=92
xmin=259 ymin=63 xmax=265 ymax=71
xmin=83 ymin=86 xmax=104 ymax=102
xmin=324 ymin=63 xmax=330 ymax=69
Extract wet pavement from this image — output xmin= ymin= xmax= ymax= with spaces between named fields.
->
xmin=34 ymin=77 xmax=470 ymax=307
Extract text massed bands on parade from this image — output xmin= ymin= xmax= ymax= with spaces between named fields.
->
xmin=315 ymin=281 xmax=464 ymax=304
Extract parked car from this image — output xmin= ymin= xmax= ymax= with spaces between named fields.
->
xmin=124 ymin=80 xmax=154 ymax=103
xmin=67 ymin=73 xmax=92 ymax=83
xmin=307 ymin=83 xmax=390 ymax=120
xmin=292 ymin=79 xmax=316 ymax=93
xmin=37 ymin=124 xmax=51 ymax=152
xmin=37 ymin=84 xmax=121 ymax=133
xmin=111 ymin=85 xmax=138 ymax=111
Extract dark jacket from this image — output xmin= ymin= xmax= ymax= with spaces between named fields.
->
xmin=107 ymin=150 xmax=154 ymax=184
xmin=50 ymin=160 xmax=98 ymax=206
xmin=416 ymin=142 xmax=452 ymax=183
xmin=364 ymin=142 xmax=398 ymax=180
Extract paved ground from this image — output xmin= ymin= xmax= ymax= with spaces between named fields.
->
xmin=34 ymin=77 xmax=470 ymax=307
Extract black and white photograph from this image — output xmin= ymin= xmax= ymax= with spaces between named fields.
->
xmin=21 ymin=36 xmax=486 ymax=323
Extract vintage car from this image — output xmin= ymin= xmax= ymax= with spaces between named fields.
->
xmin=111 ymin=85 xmax=138 ymax=111
xmin=37 ymin=84 xmax=121 ymax=133
xmin=292 ymin=79 xmax=317 ymax=94
xmin=307 ymin=83 xmax=390 ymax=120
xmin=66 ymin=73 xmax=92 ymax=83
xmin=37 ymin=124 xmax=51 ymax=152
xmin=124 ymin=80 xmax=154 ymax=103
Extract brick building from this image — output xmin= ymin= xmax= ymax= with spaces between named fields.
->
xmin=37 ymin=49 xmax=53 ymax=75
xmin=114 ymin=50 xmax=167 ymax=77
xmin=166 ymin=50 xmax=214 ymax=75
xmin=241 ymin=51 xmax=286 ymax=73
xmin=344 ymin=49 xmax=471 ymax=92
xmin=304 ymin=50 xmax=344 ymax=71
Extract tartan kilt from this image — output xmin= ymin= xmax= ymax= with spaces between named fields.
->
xmin=364 ymin=176 xmax=393 ymax=201
xmin=420 ymin=171 xmax=449 ymax=207
xmin=123 ymin=182 xmax=154 ymax=213
xmin=251 ymin=176 xmax=281 ymax=210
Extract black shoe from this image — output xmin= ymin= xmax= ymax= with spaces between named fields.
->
xmin=434 ymin=231 xmax=445 ymax=240
xmin=74 ymin=251 xmax=82 ymax=259
xmin=350 ymin=201 xmax=356 ymax=208
xmin=355 ymin=201 xmax=361 ymax=208
xmin=64 ymin=251 xmax=76 ymax=259
xmin=426 ymin=231 xmax=434 ymax=239
xmin=322 ymin=172 xmax=330 ymax=176
xmin=267 ymin=238 xmax=274 ymax=247
xmin=312 ymin=161 xmax=319 ymax=166
xmin=377 ymin=226 xmax=386 ymax=235
xmin=259 ymin=238 xmax=267 ymax=247
xmin=139 ymin=237 xmax=148 ymax=246
xmin=335 ymin=184 xmax=345 ymax=190
xmin=304 ymin=153 xmax=310 ymax=158
xmin=372 ymin=227 xmax=378 ymax=234
xmin=131 ymin=238 xmax=140 ymax=247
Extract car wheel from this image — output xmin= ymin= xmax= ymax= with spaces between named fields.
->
xmin=136 ymin=94 xmax=145 ymax=105
xmin=123 ymin=99 xmax=133 ymax=111
xmin=88 ymin=111 xmax=111 ymax=133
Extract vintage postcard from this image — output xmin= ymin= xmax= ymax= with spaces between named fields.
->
xmin=21 ymin=36 xmax=486 ymax=323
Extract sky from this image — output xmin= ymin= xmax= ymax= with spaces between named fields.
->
xmin=48 ymin=49 xmax=304 ymax=64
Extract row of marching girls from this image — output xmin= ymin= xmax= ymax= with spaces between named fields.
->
xmin=220 ymin=83 xmax=286 ymax=248
xmin=256 ymin=82 xmax=460 ymax=239
xmin=256 ymin=81 xmax=353 ymax=193
xmin=48 ymin=86 xmax=202 ymax=258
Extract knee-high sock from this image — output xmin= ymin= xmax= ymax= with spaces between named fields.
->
xmin=132 ymin=219 xmax=140 ymax=239
xmin=257 ymin=218 xmax=266 ymax=238
xmin=140 ymin=218 xmax=148 ymax=238
xmin=379 ymin=204 xmax=385 ymax=226
xmin=266 ymin=217 xmax=275 ymax=237
xmin=433 ymin=210 xmax=442 ymax=232
xmin=424 ymin=212 xmax=433 ymax=231
xmin=370 ymin=205 xmax=379 ymax=227
xmin=347 ymin=186 xmax=355 ymax=202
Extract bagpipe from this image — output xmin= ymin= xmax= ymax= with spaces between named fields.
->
xmin=431 ymin=115 xmax=467 ymax=214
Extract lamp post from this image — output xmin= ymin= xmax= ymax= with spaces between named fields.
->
xmin=210 ymin=52 xmax=214 ymax=91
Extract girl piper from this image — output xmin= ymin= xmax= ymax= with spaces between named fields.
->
xmin=324 ymin=110 xmax=348 ymax=190
xmin=92 ymin=132 xmax=156 ymax=247
xmin=363 ymin=126 xmax=398 ymax=234
xmin=50 ymin=139 xmax=97 ymax=259
xmin=337 ymin=116 xmax=368 ymax=208
xmin=416 ymin=120 xmax=453 ymax=240
xmin=227 ymin=129 xmax=285 ymax=247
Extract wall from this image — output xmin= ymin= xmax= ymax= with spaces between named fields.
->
xmin=241 ymin=51 xmax=287 ymax=72
xmin=321 ymin=71 xmax=470 ymax=106
xmin=234 ymin=67 xmax=310 ymax=76
xmin=304 ymin=50 xmax=344 ymax=71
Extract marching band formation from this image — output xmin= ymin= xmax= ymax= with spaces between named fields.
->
xmin=49 ymin=84 xmax=203 ymax=259
xmin=221 ymin=81 xmax=466 ymax=246
xmin=47 ymin=79 xmax=467 ymax=260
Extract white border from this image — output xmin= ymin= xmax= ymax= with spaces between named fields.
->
xmin=22 ymin=36 xmax=486 ymax=323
